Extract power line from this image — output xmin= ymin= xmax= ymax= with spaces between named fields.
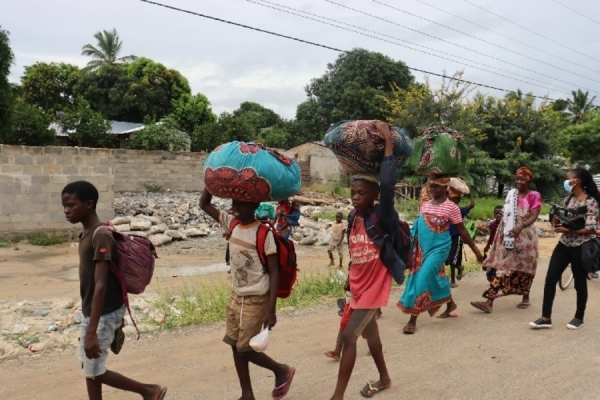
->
xmin=326 ymin=0 xmax=600 ymax=95
xmin=409 ymin=0 xmax=600 ymax=75
xmin=552 ymin=0 xmax=600 ymax=26
xmin=374 ymin=0 xmax=600 ymax=82
xmin=138 ymin=0 xmax=561 ymax=101
xmin=462 ymin=0 xmax=600 ymax=63
xmin=250 ymin=0 xmax=572 ymax=95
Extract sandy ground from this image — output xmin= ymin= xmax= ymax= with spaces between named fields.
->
xmin=3 ymin=234 xmax=600 ymax=399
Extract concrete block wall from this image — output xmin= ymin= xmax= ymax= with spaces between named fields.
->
xmin=112 ymin=149 xmax=206 ymax=193
xmin=0 ymin=145 xmax=114 ymax=237
xmin=0 ymin=145 xmax=209 ymax=237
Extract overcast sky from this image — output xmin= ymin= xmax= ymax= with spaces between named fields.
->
xmin=3 ymin=0 xmax=599 ymax=118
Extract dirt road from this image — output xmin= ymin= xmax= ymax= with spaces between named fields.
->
xmin=2 ymin=237 xmax=600 ymax=399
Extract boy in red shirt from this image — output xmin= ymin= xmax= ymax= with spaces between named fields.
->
xmin=330 ymin=121 xmax=396 ymax=399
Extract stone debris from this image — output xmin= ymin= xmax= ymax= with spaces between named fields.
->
xmin=0 ymin=295 xmax=161 ymax=359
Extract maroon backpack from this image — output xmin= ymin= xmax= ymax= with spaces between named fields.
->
xmin=228 ymin=219 xmax=298 ymax=298
xmin=93 ymin=223 xmax=158 ymax=339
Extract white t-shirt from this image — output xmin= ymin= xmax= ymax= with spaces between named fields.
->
xmin=220 ymin=211 xmax=276 ymax=296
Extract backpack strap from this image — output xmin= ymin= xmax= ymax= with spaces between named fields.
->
xmin=228 ymin=219 xmax=241 ymax=235
xmin=255 ymin=222 xmax=271 ymax=271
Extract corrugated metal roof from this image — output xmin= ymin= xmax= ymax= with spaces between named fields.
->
xmin=50 ymin=120 xmax=146 ymax=137
xmin=109 ymin=121 xmax=145 ymax=134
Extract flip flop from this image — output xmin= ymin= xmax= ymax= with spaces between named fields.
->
xmin=158 ymin=387 xmax=168 ymax=400
xmin=272 ymin=366 xmax=296 ymax=400
xmin=360 ymin=380 xmax=391 ymax=398
xmin=451 ymin=283 xmax=458 ymax=288
xmin=470 ymin=301 xmax=492 ymax=313
xmin=517 ymin=302 xmax=531 ymax=309
xmin=402 ymin=325 xmax=417 ymax=334
xmin=324 ymin=351 xmax=340 ymax=361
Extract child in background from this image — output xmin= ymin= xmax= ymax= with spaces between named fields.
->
xmin=484 ymin=205 xmax=503 ymax=259
xmin=277 ymin=200 xmax=301 ymax=239
xmin=447 ymin=189 xmax=475 ymax=288
xmin=327 ymin=212 xmax=347 ymax=268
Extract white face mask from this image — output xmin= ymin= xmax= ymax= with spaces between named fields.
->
xmin=564 ymin=180 xmax=573 ymax=193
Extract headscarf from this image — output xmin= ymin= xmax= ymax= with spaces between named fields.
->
xmin=427 ymin=173 xmax=450 ymax=186
xmin=515 ymin=167 xmax=534 ymax=182
xmin=351 ymin=174 xmax=380 ymax=184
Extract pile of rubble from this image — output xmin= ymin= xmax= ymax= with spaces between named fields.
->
xmin=113 ymin=192 xmax=351 ymax=247
xmin=113 ymin=193 xmax=230 ymax=247
xmin=0 ymin=296 xmax=159 ymax=358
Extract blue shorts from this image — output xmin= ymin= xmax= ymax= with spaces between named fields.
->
xmin=78 ymin=306 xmax=126 ymax=378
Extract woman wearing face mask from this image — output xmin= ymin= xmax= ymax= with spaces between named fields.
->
xmin=530 ymin=168 xmax=600 ymax=330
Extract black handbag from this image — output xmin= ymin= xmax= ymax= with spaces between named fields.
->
xmin=581 ymin=238 xmax=600 ymax=273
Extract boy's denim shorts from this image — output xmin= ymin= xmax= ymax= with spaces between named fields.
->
xmin=78 ymin=306 xmax=126 ymax=378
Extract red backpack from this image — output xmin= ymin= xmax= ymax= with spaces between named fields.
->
xmin=93 ymin=223 xmax=158 ymax=339
xmin=228 ymin=219 xmax=298 ymax=298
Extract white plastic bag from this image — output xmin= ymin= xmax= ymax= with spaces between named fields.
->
xmin=249 ymin=329 xmax=269 ymax=352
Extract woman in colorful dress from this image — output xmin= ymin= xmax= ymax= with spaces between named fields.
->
xmin=398 ymin=175 xmax=484 ymax=334
xmin=470 ymin=167 xmax=541 ymax=313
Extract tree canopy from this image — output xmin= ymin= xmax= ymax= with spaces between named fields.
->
xmin=0 ymin=25 xmax=14 ymax=131
xmin=20 ymin=62 xmax=81 ymax=117
xmin=296 ymin=48 xmax=414 ymax=141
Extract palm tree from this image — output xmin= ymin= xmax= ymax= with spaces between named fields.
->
xmin=81 ymin=29 xmax=136 ymax=72
xmin=567 ymin=89 xmax=597 ymax=124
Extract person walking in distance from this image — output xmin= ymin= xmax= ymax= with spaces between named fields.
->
xmin=327 ymin=212 xmax=347 ymax=268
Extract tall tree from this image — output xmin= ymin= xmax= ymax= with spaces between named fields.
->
xmin=81 ymin=28 xmax=136 ymax=73
xmin=62 ymin=100 xmax=111 ymax=148
xmin=20 ymin=62 xmax=81 ymax=117
xmin=476 ymin=93 xmax=565 ymax=198
xmin=2 ymin=98 xmax=55 ymax=146
xmin=0 ymin=25 xmax=14 ymax=132
xmin=169 ymin=93 xmax=216 ymax=133
xmin=295 ymin=48 xmax=414 ymax=141
xmin=77 ymin=59 xmax=191 ymax=122
xmin=567 ymin=89 xmax=597 ymax=124
xmin=564 ymin=110 xmax=600 ymax=172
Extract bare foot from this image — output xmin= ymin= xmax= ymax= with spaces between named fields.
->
xmin=324 ymin=350 xmax=340 ymax=361
xmin=437 ymin=303 xmax=458 ymax=319
xmin=143 ymin=385 xmax=167 ymax=400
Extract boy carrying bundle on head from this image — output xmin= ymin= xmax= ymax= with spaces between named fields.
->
xmin=200 ymin=192 xmax=295 ymax=400
xmin=329 ymin=121 xmax=399 ymax=400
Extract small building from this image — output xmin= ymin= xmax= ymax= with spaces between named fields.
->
xmin=286 ymin=141 xmax=335 ymax=161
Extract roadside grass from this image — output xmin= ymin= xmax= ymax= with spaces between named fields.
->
xmin=150 ymin=271 xmax=346 ymax=329
xmin=0 ymin=240 xmax=10 ymax=248
xmin=26 ymin=232 xmax=68 ymax=246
